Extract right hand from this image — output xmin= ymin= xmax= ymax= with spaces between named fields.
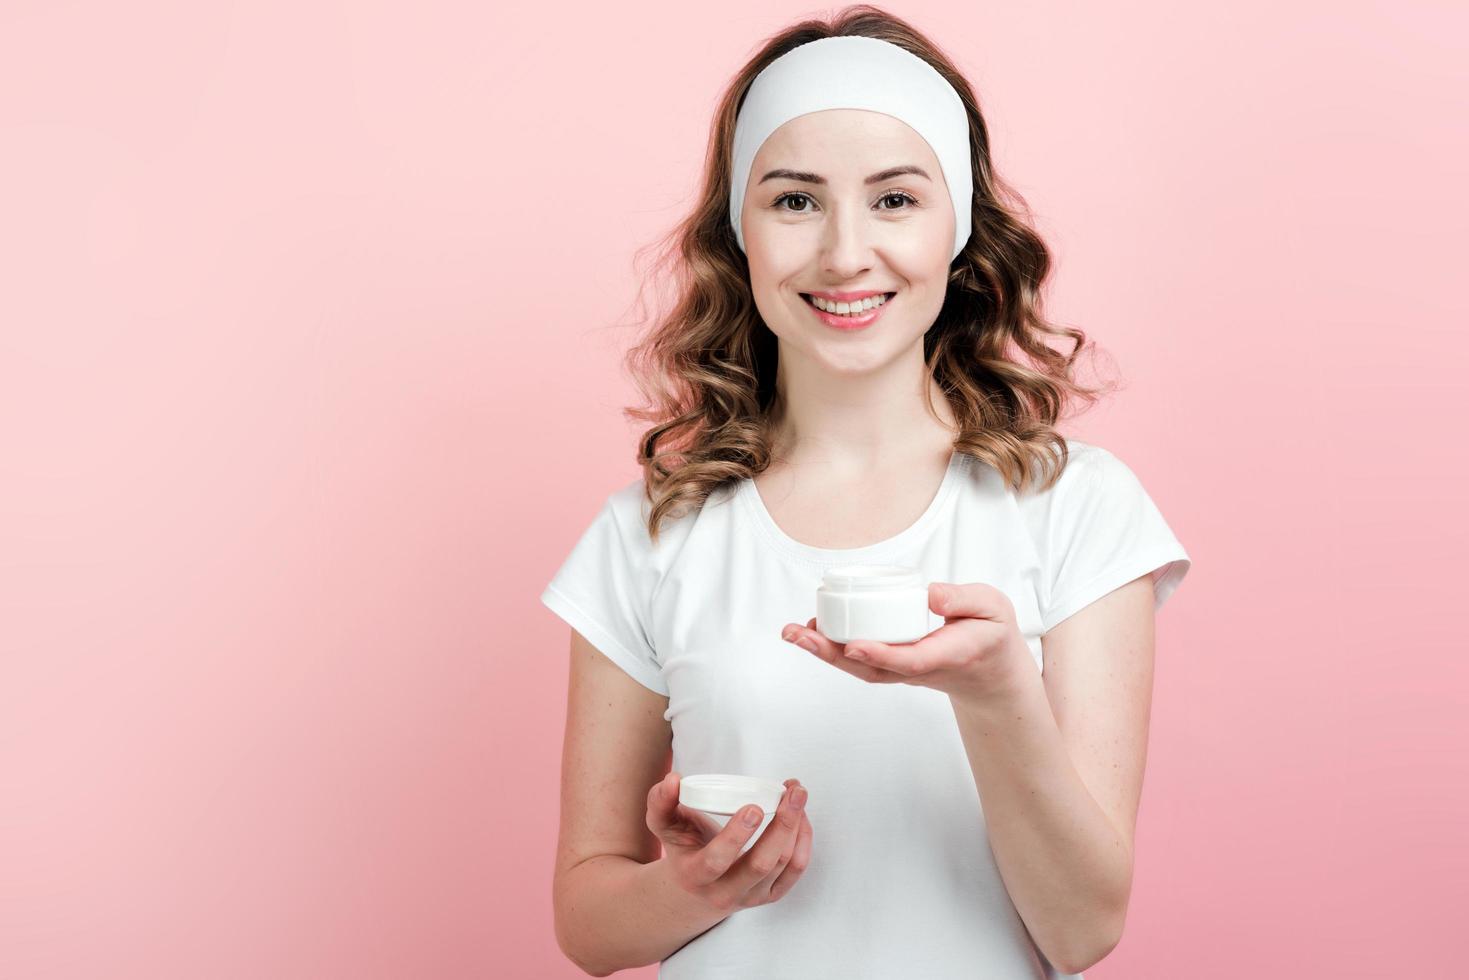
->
xmin=645 ymin=771 xmax=813 ymax=913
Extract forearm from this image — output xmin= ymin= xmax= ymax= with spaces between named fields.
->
xmin=555 ymin=854 xmax=730 ymax=976
xmin=950 ymin=672 xmax=1130 ymax=974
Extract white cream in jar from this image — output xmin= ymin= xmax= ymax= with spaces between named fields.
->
xmin=816 ymin=563 xmax=931 ymax=644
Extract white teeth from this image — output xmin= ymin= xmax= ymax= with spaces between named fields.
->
xmin=809 ymin=293 xmax=890 ymax=315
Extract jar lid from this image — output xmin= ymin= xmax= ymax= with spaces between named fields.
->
xmin=820 ymin=563 xmax=924 ymax=593
xmin=678 ymin=774 xmax=786 ymax=816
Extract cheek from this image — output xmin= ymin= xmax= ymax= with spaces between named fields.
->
xmin=746 ymin=251 xmax=803 ymax=314
xmin=747 ymin=232 xmax=801 ymax=281
xmin=746 ymin=273 xmax=796 ymax=335
xmin=875 ymin=231 xmax=948 ymax=282
xmin=902 ymin=206 xmax=956 ymax=266
xmin=909 ymin=221 xmax=955 ymax=270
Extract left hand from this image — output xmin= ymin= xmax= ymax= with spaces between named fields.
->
xmin=781 ymin=582 xmax=1036 ymax=707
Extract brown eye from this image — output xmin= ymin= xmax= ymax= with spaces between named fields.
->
xmin=879 ymin=192 xmax=917 ymax=210
xmin=773 ymin=192 xmax=814 ymax=212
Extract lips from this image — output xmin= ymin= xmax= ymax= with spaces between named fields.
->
xmin=799 ymin=291 xmax=896 ymax=332
xmin=804 ymin=289 xmax=893 ymax=303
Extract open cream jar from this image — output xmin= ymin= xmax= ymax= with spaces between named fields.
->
xmin=816 ymin=564 xmax=931 ymax=644
xmin=678 ymin=774 xmax=785 ymax=852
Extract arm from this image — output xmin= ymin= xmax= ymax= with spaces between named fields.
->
xmin=552 ymin=628 xmax=730 ymax=976
xmin=556 ymin=853 xmax=732 ymax=976
xmin=949 ymin=575 xmax=1155 ymax=975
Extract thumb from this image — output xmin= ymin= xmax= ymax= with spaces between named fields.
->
xmin=929 ymin=582 xmax=959 ymax=614
xmin=929 ymin=581 xmax=1010 ymax=621
xmin=647 ymin=771 xmax=681 ymax=832
xmin=648 ymin=771 xmax=714 ymax=849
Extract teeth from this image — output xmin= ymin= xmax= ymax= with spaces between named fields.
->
xmin=808 ymin=293 xmax=890 ymax=315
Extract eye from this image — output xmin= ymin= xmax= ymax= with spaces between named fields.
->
xmin=770 ymin=190 xmax=919 ymax=213
xmin=772 ymin=191 xmax=815 ymax=212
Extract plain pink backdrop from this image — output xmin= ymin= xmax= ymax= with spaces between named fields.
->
xmin=2 ymin=1 xmax=1464 ymax=977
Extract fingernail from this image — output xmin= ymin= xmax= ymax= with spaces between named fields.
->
xmin=743 ymin=807 xmax=761 ymax=826
xmin=845 ymin=646 xmax=866 ymax=661
xmin=781 ymin=629 xmax=797 ymax=644
xmin=793 ymin=787 xmax=807 ymax=809
xmin=797 ymin=637 xmax=817 ymax=653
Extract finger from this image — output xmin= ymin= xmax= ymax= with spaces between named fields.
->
xmin=931 ymin=581 xmax=1013 ymax=622
xmin=784 ymin=618 xmax=905 ymax=685
xmin=645 ymin=771 xmax=681 ymax=833
xmin=648 ymin=771 xmax=716 ymax=849
xmin=766 ymin=809 xmax=813 ymax=903
xmin=841 ymin=615 xmax=1002 ymax=676
xmin=688 ymin=802 xmax=767 ymax=887
xmin=841 ymin=634 xmax=954 ymax=676
xmin=838 ymin=587 xmax=1012 ymax=677
xmin=711 ymin=782 xmax=804 ymax=904
xmin=676 ymin=802 xmax=724 ymax=841
xmin=727 ymin=782 xmax=801 ymax=897
xmin=752 ymin=784 xmax=803 ymax=899
xmin=750 ymin=830 xmax=796 ymax=903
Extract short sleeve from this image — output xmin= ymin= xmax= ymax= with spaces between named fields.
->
xmin=1030 ymin=445 xmax=1192 ymax=635
xmin=540 ymin=487 xmax=669 ymax=696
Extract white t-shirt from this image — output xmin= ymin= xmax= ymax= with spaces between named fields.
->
xmin=540 ymin=440 xmax=1191 ymax=979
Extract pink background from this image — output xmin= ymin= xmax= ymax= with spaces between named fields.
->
xmin=2 ymin=2 xmax=1464 ymax=977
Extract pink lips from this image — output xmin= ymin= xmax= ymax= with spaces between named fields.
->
xmin=801 ymin=291 xmax=894 ymax=332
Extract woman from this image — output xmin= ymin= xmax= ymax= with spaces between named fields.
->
xmin=540 ymin=7 xmax=1192 ymax=978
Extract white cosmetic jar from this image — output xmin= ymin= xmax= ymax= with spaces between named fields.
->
xmin=678 ymin=774 xmax=785 ymax=852
xmin=816 ymin=564 xmax=931 ymax=644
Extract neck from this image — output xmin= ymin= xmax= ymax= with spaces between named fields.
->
xmin=765 ymin=343 xmax=958 ymax=471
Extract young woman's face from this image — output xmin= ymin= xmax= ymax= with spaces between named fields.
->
xmin=739 ymin=108 xmax=956 ymax=374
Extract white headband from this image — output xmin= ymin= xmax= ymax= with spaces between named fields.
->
xmin=729 ymin=35 xmax=973 ymax=262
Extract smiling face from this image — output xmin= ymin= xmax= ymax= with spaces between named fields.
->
xmin=739 ymin=108 xmax=955 ymax=375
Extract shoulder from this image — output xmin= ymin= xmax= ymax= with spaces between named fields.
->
xmin=1015 ymin=438 xmax=1117 ymax=504
xmin=1061 ymin=440 xmax=1154 ymax=496
xmin=601 ymin=474 xmax=736 ymax=558
xmin=604 ymin=476 xmax=652 ymax=525
xmin=1010 ymin=439 xmax=1162 ymax=541
xmin=1056 ymin=437 xmax=1122 ymax=473
xmin=592 ymin=478 xmax=658 ymax=565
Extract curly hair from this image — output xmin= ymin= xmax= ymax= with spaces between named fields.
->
xmin=619 ymin=4 xmax=1119 ymax=543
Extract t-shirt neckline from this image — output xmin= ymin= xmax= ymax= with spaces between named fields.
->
xmin=736 ymin=451 xmax=965 ymax=565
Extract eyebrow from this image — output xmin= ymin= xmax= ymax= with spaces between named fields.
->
xmin=756 ymin=165 xmax=932 ymax=186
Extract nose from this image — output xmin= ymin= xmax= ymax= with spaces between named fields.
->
xmin=819 ymin=201 xmax=876 ymax=278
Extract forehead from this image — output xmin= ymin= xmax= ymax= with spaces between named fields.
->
xmin=753 ymin=108 xmax=938 ymax=173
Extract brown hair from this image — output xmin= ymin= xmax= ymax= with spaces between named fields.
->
xmin=619 ymin=4 xmax=1118 ymax=542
